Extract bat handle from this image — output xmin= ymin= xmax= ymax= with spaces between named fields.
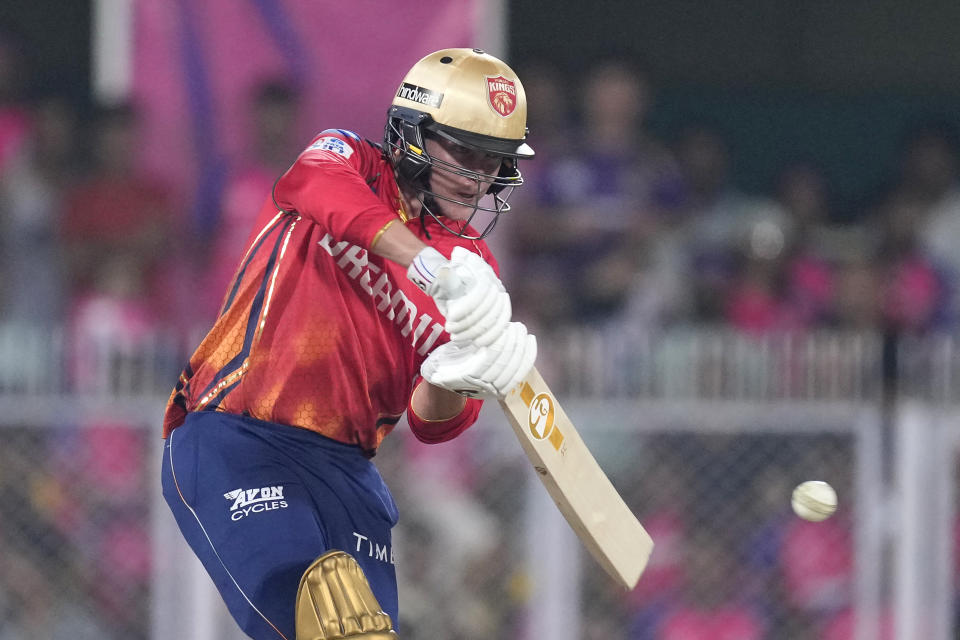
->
xmin=434 ymin=265 xmax=466 ymax=300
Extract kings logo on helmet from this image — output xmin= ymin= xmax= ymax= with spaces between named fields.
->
xmin=486 ymin=75 xmax=517 ymax=117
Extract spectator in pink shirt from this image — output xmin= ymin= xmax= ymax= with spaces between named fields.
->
xmin=656 ymin=531 xmax=767 ymax=640
xmin=779 ymin=516 xmax=853 ymax=617
xmin=724 ymin=161 xmax=838 ymax=335
xmin=62 ymin=102 xmax=182 ymax=324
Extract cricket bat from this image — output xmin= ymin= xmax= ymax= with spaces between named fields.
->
xmin=499 ymin=367 xmax=654 ymax=589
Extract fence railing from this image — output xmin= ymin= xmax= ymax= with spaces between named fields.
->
xmin=0 ymin=323 xmax=904 ymax=400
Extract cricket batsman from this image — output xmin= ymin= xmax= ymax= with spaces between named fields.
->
xmin=160 ymin=48 xmax=537 ymax=639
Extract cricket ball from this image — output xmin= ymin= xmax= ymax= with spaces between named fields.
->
xmin=791 ymin=480 xmax=837 ymax=522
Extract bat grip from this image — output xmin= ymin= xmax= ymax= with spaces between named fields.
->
xmin=434 ymin=266 xmax=466 ymax=300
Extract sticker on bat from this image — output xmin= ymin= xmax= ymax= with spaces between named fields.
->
xmin=528 ymin=393 xmax=564 ymax=451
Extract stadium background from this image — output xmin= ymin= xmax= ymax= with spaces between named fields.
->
xmin=2 ymin=1 xmax=960 ymax=638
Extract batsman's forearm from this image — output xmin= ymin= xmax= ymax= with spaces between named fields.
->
xmin=409 ymin=379 xmax=467 ymax=422
xmin=369 ymin=219 xmax=428 ymax=268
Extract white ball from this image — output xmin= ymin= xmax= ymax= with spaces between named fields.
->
xmin=791 ymin=480 xmax=837 ymax=522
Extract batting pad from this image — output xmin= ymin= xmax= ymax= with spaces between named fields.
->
xmin=296 ymin=550 xmax=399 ymax=639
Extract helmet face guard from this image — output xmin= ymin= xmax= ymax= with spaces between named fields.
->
xmin=384 ymin=48 xmax=535 ymax=240
xmin=384 ymin=106 xmax=523 ymax=239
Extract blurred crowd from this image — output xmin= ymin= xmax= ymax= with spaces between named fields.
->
xmin=498 ymin=59 xmax=960 ymax=342
xmin=3 ymin=52 xmax=960 ymax=343
xmin=0 ymin=45 xmax=307 ymax=341
xmin=2 ymin=34 xmax=959 ymax=638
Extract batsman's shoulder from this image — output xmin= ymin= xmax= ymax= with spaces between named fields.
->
xmin=299 ymin=128 xmax=372 ymax=165
xmin=318 ymin=128 xmax=363 ymax=142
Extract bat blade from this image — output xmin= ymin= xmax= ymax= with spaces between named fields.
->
xmin=498 ymin=367 xmax=653 ymax=589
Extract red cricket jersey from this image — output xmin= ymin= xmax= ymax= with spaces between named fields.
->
xmin=163 ymin=129 xmax=492 ymax=454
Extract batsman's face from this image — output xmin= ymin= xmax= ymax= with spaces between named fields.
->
xmin=424 ymin=136 xmax=504 ymax=220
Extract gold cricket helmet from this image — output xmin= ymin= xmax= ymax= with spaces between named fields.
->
xmin=384 ymin=48 xmax=533 ymax=239
xmin=391 ymin=47 xmax=534 ymax=158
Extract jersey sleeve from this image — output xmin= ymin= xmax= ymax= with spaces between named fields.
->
xmin=406 ymin=377 xmax=483 ymax=444
xmin=274 ymin=129 xmax=399 ymax=248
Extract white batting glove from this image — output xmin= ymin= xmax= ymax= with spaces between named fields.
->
xmin=421 ymin=322 xmax=537 ymax=399
xmin=407 ymin=246 xmax=511 ymax=347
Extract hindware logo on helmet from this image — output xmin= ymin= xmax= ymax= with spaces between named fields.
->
xmin=486 ymin=75 xmax=517 ymax=117
xmin=396 ymin=82 xmax=444 ymax=109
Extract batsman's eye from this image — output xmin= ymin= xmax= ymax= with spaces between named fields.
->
xmin=455 ymin=148 xmax=502 ymax=173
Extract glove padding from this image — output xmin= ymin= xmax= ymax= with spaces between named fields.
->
xmin=421 ymin=322 xmax=537 ymax=399
xmin=407 ymin=246 xmax=511 ymax=347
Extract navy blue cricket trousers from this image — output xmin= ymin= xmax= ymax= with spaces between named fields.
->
xmin=161 ymin=411 xmax=400 ymax=640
